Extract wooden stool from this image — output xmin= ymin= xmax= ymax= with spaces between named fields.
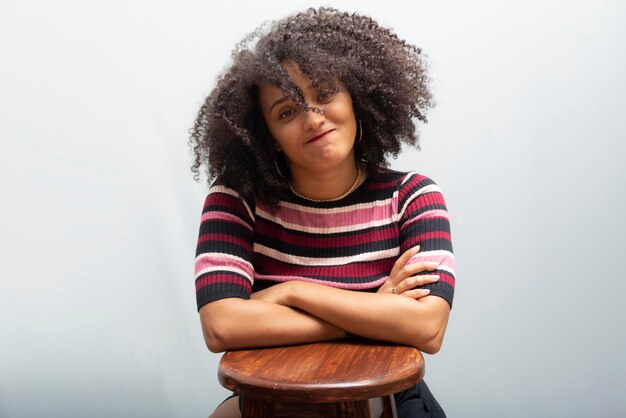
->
xmin=218 ymin=338 xmax=424 ymax=418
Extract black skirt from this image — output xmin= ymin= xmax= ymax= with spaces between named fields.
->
xmin=394 ymin=380 xmax=447 ymax=418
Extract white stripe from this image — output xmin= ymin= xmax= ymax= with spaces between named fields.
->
xmin=393 ymin=172 xmax=418 ymax=221
xmin=254 ymin=244 xmax=399 ymax=266
xmin=195 ymin=251 xmax=252 ymax=264
xmin=208 ymin=185 xmax=255 ymax=222
xmin=265 ymin=198 xmax=394 ymax=215
xmin=208 ymin=184 xmax=238 ymax=197
xmin=195 ymin=253 xmax=254 ymax=281
xmin=400 ymin=172 xmax=417 ymax=187
xmin=195 ymin=266 xmax=253 ymax=284
xmin=254 ymin=213 xmax=395 ymax=234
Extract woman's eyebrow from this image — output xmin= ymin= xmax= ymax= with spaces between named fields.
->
xmin=269 ymin=97 xmax=289 ymax=113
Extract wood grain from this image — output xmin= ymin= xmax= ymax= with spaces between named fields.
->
xmin=218 ymin=337 xmax=424 ymax=404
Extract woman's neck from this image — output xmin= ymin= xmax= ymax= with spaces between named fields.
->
xmin=289 ymin=160 xmax=364 ymax=202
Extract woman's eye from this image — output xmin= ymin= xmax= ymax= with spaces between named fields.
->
xmin=278 ymin=108 xmax=297 ymax=119
xmin=317 ymin=89 xmax=335 ymax=102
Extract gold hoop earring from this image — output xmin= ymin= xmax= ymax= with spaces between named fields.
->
xmin=274 ymin=152 xmax=287 ymax=178
xmin=357 ymin=118 xmax=363 ymax=144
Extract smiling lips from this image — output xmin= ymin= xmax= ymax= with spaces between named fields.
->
xmin=306 ymin=129 xmax=336 ymax=144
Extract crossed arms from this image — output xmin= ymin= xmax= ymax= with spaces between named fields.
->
xmin=200 ymin=248 xmax=450 ymax=354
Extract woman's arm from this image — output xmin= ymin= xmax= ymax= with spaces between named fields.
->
xmin=200 ymin=297 xmax=346 ymax=353
xmin=254 ymin=282 xmax=449 ymax=354
xmin=201 ymin=247 xmax=441 ymax=352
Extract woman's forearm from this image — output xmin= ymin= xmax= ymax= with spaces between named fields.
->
xmin=200 ymin=280 xmax=450 ymax=353
xmin=199 ymin=298 xmax=346 ymax=353
xmin=284 ymin=282 xmax=450 ymax=353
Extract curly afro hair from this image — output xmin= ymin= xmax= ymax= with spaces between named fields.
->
xmin=189 ymin=7 xmax=433 ymax=204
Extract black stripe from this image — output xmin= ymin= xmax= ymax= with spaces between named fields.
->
xmin=196 ymin=280 xmax=250 ymax=311
xmin=255 ymin=234 xmax=399 ymax=258
xmin=256 ymin=216 xmax=397 ymax=238
xmin=198 ymin=219 xmax=252 ymax=239
xmin=195 ymin=239 xmax=252 ymax=259
xmin=402 ymin=217 xmax=451 ymax=234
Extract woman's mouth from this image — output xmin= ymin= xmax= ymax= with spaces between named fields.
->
xmin=306 ymin=129 xmax=335 ymax=144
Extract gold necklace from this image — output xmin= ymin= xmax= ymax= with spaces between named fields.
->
xmin=290 ymin=165 xmax=362 ymax=203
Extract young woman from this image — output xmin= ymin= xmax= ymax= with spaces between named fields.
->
xmin=190 ymin=8 xmax=455 ymax=417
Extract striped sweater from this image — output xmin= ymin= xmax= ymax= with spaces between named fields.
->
xmin=195 ymin=168 xmax=455 ymax=310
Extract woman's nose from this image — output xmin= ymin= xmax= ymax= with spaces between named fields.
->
xmin=302 ymin=106 xmax=325 ymax=130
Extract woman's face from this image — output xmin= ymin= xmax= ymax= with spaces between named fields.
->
xmin=258 ymin=62 xmax=358 ymax=178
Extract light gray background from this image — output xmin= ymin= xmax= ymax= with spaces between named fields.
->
xmin=1 ymin=1 xmax=625 ymax=417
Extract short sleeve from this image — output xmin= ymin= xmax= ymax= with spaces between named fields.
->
xmin=397 ymin=173 xmax=456 ymax=307
xmin=194 ymin=185 xmax=256 ymax=311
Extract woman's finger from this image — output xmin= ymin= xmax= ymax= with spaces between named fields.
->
xmin=396 ymin=260 xmax=440 ymax=282
xmin=389 ymin=245 xmax=420 ymax=280
xmin=395 ymin=274 xmax=439 ymax=294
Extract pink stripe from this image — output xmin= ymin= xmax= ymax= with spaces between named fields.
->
xmin=401 ymin=209 xmax=449 ymax=230
xmin=406 ymin=252 xmax=456 ymax=272
xmin=201 ymin=211 xmax=252 ymax=231
xmin=254 ymin=274 xmax=387 ymax=290
xmin=269 ymin=203 xmax=394 ymax=229
xmin=195 ymin=254 xmax=253 ymax=279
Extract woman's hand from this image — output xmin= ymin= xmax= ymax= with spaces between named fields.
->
xmin=378 ymin=246 xmax=440 ymax=299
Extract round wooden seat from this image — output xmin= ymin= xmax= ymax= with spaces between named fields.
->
xmin=218 ymin=338 xmax=425 ymax=418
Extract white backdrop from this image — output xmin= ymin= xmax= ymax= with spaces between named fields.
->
xmin=1 ymin=1 xmax=625 ymax=417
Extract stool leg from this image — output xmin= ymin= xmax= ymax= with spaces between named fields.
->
xmin=379 ymin=394 xmax=398 ymax=418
